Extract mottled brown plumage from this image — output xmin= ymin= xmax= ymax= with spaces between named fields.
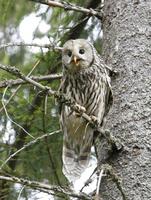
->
xmin=59 ymin=39 xmax=113 ymax=182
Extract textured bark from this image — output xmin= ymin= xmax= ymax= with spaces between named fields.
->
xmin=98 ymin=0 xmax=151 ymax=199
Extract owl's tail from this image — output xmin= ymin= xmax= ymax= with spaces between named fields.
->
xmin=62 ymin=126 xmax=94 ymax=183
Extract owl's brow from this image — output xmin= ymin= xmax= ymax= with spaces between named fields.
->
xmin=64 ymin=48 xmax=72 ymax=53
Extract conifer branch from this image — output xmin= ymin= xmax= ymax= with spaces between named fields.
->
xmin=0 ymin=42 xmax=62 ymax=51
xmin=29 ymin=0 xmax=103 ymax=19
xmin=0 ymin=74 xmax=62 ymax=88
xmin=0 ymin=175 xmax=91 ymax=200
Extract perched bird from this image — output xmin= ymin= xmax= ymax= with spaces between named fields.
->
xmin=59 ymin=39 xmax=113 ymax=183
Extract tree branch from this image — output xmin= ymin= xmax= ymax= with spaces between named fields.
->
xmin=0 ymin=42 xmax=62 ymax=51
xmin=29 ymin=0 xmax=103 ymax=19
xmin=0 ymin=63 xmax=56 ymax=95
xmin=0 ymin=175 xmax=91 ymax=200
xmin=0 ymin=74 xmax=62 ymax=88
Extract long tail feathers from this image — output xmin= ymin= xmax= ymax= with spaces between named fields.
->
xmin=62 ymin=131 xmax=93 ymax=183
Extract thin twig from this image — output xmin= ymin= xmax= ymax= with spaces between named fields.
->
xmin=29 ymin=0 xmax=103 ymax=19
xmin=80 ymin=166 xmax=97 ymax=192
xmin=0 ymin=130 xmax=61 ymax=170
xmin=17 ymin=185 xmax=26 ymax=200
xmin=95 ymin=169 xmax=104 ymax=200
xmin=1 ymin=86 xmax=35 ymax=139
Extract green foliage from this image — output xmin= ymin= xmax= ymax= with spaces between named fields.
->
xmin=0 ymin=0 xmax=34 ymax=26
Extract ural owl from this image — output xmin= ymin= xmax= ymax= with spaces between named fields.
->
xmin=59 ymin=39 xmax=113 ymax=182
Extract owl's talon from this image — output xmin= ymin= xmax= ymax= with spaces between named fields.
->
xmin=90 ymin=115 xmax=100 ymax=127
xmin=74 ymin=103 xmax=86 ymax=116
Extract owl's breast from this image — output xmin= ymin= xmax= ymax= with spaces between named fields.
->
xmin=62 ymin=69 xmax=107 ymax=116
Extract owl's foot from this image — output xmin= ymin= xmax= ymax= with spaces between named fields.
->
xmin=90 ymin=115 xmax=100 ymax=128
xmin=74 ymin=103 xmax=86 ymax=116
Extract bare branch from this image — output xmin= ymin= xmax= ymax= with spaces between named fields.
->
xmin=0 ymin=42 xmax=62 ymax=51
xmin=0 ymin=175 xmax=91 ymax=200
xmin=29 ymin=0 xmax=103 ymax=19
xmin=0 ymin=74 xmax=62 ymax=88
xmin=17 ymin=185 xmax=26 ymax=200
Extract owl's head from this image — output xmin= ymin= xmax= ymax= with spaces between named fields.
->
xmin=62 ymin=39 xmax=94 ymax=73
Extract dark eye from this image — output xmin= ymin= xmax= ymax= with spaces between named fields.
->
xmin=79 ymin=49 xmax=85 ymax=54
xmin=67 ymin=50 xmax=72 ymax=57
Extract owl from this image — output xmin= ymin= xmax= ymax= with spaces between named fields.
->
xmin=59 ymin=39 xmax=113 ymax=183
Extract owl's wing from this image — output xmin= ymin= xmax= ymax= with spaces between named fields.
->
xmin=104 ymin=72 xmax=113 ymax=117
xmin=99 ymin=55 xmax=114 ymax=113
xmin=91 ymin=46 xmax=113 ymax=116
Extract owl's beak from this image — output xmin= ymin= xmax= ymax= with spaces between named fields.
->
xmin=73 ymin=56 xmax=79 ymax=66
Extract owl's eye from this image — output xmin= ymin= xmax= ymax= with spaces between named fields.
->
xmin=67 ymin=50 xmax=72 ymax=57
xmin=79 ymin=49 xmax=85 ymax=54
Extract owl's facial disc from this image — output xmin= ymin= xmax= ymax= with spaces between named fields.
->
xmin=62 ymin=39 xmax=93 ymax=72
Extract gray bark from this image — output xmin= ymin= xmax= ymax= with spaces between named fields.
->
xmin=99 ymin=0 xmax=151 ymax=199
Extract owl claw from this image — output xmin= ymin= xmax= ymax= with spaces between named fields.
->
xmin=74 ymin=103 xmax=86 ymax=116
xmin=90 ymin=115 xmax=100 ymax=127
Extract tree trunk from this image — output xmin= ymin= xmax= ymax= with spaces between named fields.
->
xmin=99 ymin=0 xmax=151 ymax=199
